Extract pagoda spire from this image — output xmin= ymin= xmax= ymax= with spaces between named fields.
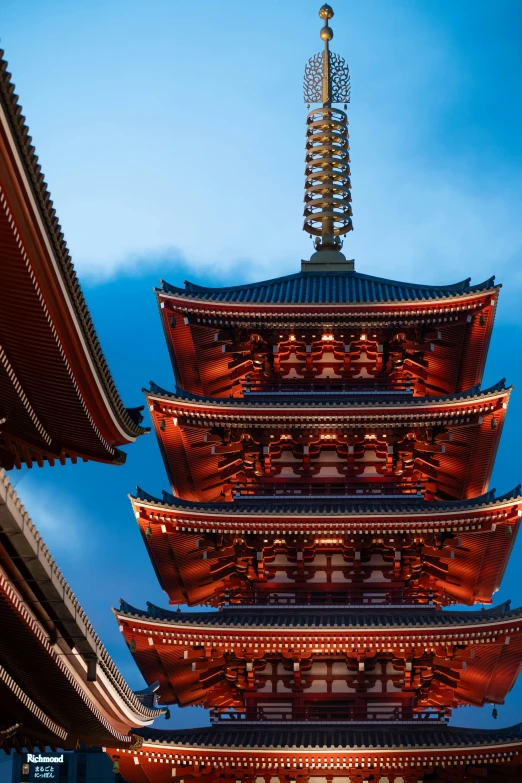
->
xmin=302 ymin=4 xmax=354 ymax=272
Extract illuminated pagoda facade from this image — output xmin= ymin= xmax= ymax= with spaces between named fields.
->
xmin=110 ymin=6 xmax=522 ymax=782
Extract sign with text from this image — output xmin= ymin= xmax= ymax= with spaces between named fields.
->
xmin=20 ymin=753 xmax=67 ymax=782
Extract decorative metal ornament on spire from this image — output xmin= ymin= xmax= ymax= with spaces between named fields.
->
xmin=302 ymin=4 xmax=354 ymax=271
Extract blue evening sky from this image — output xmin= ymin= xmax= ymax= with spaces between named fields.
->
xmin=0 ymin=0 xmax=522 ymax=735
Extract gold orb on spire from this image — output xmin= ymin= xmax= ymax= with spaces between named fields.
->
xmin=319 ymin=4 xmax=334 ymax=41
xmin=319 ymin=4 xmax=334 ymax=20
xmin=320 ymin=25 xmax=334 ymax=41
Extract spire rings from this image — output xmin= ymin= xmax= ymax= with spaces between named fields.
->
xmin=303 ymin=106 xmax=353 ymax=239
xmin=306 ymin=158 xmax=351 ymax=176
xmin=306 ymin=142 xmax=350 ymax=162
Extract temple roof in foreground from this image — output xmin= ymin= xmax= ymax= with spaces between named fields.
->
xmin=0 ymin=470 xmax=161 ymax=751
xmin=134 ymin=484 xmax=522 ymax=516
xmin=118 ymin=600 xmax=518 ymax=629
xmin=0 ymin=51 xmax=147 ymax=469
xmin=159 ymin=271 xmax=498 ymax=305
xmin=134 ymin=722 xmax=522 ymax=750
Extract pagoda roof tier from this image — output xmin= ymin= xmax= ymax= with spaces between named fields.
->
xmin=150 ymin=379 xmax=508 ymax=409
xmin=0 ymin=471 xmax=161 ymax=753
xmin=0 ymin=51 xmax=147 ymax=469
xmin=108 ymin=724 xmax=522 ymax=783
xmin=110 ymin=725 xmax=522 ymax=782
xmin=157 ymin=273 xmax=498 ymax=398
xmin=131 ymin=486 xmax=521 ymax=607
xmin=146 ymin=381 xmax=510 ymax=502
xmin=136 ymin=483 xmax=521 ymax=517
xmin=118 ymin=600 xmax=519 ymax=629
xmin=116 ymin=602 xmax=522 ymax=711
xmin=160 ymin=271 xmax=497 ymax=306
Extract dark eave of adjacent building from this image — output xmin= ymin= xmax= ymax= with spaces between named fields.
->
xmin=0 ymin=470 xmax=162 ymax=752
xmin=0 ymin=470 xmax=157 ymax=720
xmin=0 ymin=50 xmax=147 ymax=456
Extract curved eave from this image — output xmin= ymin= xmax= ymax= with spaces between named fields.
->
xmin=116 ymin=601 xmax=521 ymax=632
xmin=107 ymin=725 xmax=522 ymax=781
xmin=157 ymin=272 xmax=500 ymax=307
xmin=127 ymin=722 xmax=522 ymax=752
xmin=157 ymin=280 xmax=499 ymax=398
xmin=147 ymin=381 xmax=509 ymax=503
xmin=117 ymin=603 xmax=522 ymax=712
xmin=132 ymin=489 xmax=519 ymax=607
xmin=0 ymin=51 xmax=147 ymax=447
xmin=131 ymin=485 xmax=522 ymax=522
xmin=146 ymin=380 xmax=511 ymax=416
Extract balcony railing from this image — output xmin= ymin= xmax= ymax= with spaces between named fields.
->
xmin=212 ymin=704 xmax=449 ymax=724
xmin=229 ymin=589 xmax=435 ymax=608
xmin=234 ymin=479 xmax=425 ymax=499
xmin=242 ymin=378 xmax=414 ymax=396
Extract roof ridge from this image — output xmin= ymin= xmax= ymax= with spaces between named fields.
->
xmin=171 ymin=272 xmax=495 ymax=294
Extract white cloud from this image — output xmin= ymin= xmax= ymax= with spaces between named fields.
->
xmin=63 ymin=10 xmax=522 ymax=311
xmin=7 ymin=0 xmax=521 ymax=313
xmin=349 ymin=156 xmax=522 ymax=295
xmin=72 ymin=143 xmax=522 ymax=324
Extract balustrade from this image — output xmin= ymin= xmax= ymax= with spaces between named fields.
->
xmin=235 ymin=478 xmax=425 ymax=498
xmin=242 ymin=377 xmax=413 ymax=395
xmin=212 ymin=704 xmax=448 ymax=724
xmin=232 ymin=589 xmax=435 ymax=607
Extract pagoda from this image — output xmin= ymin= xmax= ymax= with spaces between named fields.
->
xmin=109 ymin=6 xmax=522 ymax=782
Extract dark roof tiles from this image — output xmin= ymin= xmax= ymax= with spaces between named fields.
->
xmin=135 ymin=722 xmax=522 ymax=750
xmin=133 ymin=485 xmax=522 ymax=517
xmin=146 ymin=379 xmax=509 ymax=409
xmin=118 ymin=600 xmax=518 ymax=629
xmin=159 ymin=271 xmax=498 ymax=305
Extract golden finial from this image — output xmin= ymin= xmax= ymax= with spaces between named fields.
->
xmin=302 ymin=4 xmax=353 ymax=272
xmin=319 ymin=4 xmax=334 ymax=105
